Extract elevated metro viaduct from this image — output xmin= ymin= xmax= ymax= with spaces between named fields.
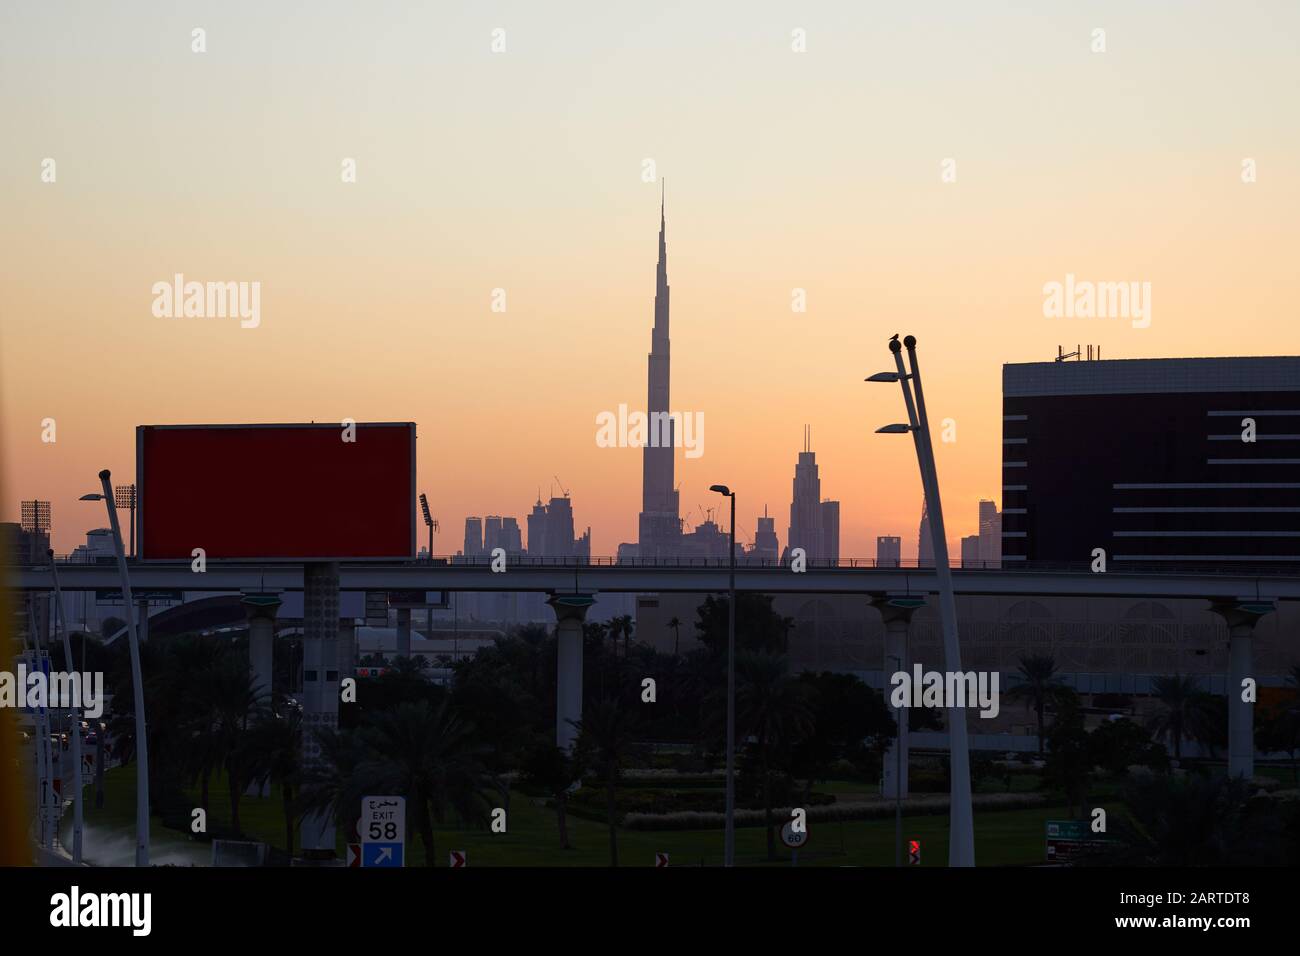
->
xmin=12 ymin=561 xmax=1299 ymax=785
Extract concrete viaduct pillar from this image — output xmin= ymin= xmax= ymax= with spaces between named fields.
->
xmin=300 ymin=562 xmax=341 ymax=857
xmin=871 ymin=593 xmax=926 ymax=799
xmin=1209 ymin=598 xmax=1276 ymax=781
xmin=548 ymin=593 xmax=595 ymax=752
xmin=241 ymin=593 xmax=281 ymax=706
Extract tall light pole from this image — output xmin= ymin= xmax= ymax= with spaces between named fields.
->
xmin=114 ymin=484 xmax=136 ymax=557
xmin=888 ymin=653 xmax=903 ymax=868
xmin=47 ymin=550 xmax=83 ymax=863
xmin=867 ymin=334 xmax=975 ymax=867
xmin=81 ymin=469 xmax=150 ymax=866
xmin=709 ymin=483 xmax=736 ymax=867
xmin=419 ymin=493 xmax=437 ymax=631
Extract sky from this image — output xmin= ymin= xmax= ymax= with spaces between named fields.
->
xmin=3 ymin=0 xmax=1299 ymax=557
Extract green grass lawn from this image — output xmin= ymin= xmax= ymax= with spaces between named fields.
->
xmin=74 ymin=766 xmax=1075 ymax=867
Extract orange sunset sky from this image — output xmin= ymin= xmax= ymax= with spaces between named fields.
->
xmin=3 ymin=1 xmax=1299 ymax=557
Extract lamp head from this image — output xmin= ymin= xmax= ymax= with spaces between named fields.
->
xmin=709 ymin=484 xmax=732 ymax=497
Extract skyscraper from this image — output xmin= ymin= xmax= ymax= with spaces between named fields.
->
xmin=637 ymin=183 xmax=682 ymax=559
xmin=752 ymin=507 xmax=779 ymax=563
xmin=918 ymin=500 xmax=933 ymax=567
xmin=463 ymin=516 xmax=484 ymax=557
xmin=960 ymin=534 xmax=981 ymax=568
xmin=876 ymin=535 xmax=901 ymax=568
xmin=977 ymin=499 xmax=1001 ymax=567
xmin=783 ymin=427 xmax=838 ymax=564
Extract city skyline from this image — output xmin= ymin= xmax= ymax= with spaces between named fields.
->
xmin=5 ymin=3 xmax=1300 ymax=559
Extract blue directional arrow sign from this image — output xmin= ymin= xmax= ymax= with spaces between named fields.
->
xmin=363 ymin=842 xmax=403 ymax=868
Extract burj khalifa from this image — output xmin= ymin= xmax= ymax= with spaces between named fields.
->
xmin=637 ymin=183 xmax=681 ymax=558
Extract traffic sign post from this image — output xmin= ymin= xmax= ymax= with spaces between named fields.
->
xmin=780 ymin=820 xmax=809 ymax=866
xmin=360 ymin=795 xmax=405 ymax=868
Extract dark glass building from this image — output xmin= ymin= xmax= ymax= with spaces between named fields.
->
xmin=1002 ymin=356 xmax=1300 ymax=569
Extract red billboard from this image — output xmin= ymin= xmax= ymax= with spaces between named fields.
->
xmin=137 ymin=423 xmax=415 ymax=561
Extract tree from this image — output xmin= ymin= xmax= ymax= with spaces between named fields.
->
xmin=791 ymin=671 xmax=895 ymax=790
xmin=694 ymin=593 xmax=792 ymax=659
xmin=245 ymin=706 xmax=302 ymax=856
xmin=1004 ymin=655 xmax=1070 ymax=755
xmin=730 ymin=653 xmax=815 ymax=860
xmin=1088 ymin=716 xmax=1169 ymax=777
xmin=573 ymin=696 xmax=639 ymax=867
xmin=353 ymin=699 xmax=501 ymax=867
xmin=1146 ymin=675 xmax=1218 ymax=762
xmin=668 ymin=616 xmax=682 ymax=657
xmin=1087 ymin=772 xmax=1285 ymax=866
xmin=519 ymin=738 xmax=579 ymax=849
xmin=209 ymin=656 xmax=265 ymax=835
xmin=1042 ymin=701 xmax=1091 ymax=817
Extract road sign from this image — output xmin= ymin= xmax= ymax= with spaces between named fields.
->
xmin=780 ymin=821 xmax=809 ymax=850
xmin=908 ymin=839 xmax=921 ymax=865
xmin=655 ymin=852 xmax=669 ymax=867
xmin=1045 ymin=819 xmax=1110 ymax=863
xmin=360 ymin=795 xmax=405 ymax=868
xmin=449 ymin=850 xmax=466 ymax=868
xmin=362 ymin=843 xmax=402 ymax=867
xmin=347 ymin=844 xmax=361 ymax=868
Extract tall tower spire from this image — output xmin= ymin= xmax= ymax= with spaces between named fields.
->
xmin=639 ymin=182 xmax=680 ymax=557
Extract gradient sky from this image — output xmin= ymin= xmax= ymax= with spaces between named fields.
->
xmin=3 ymin=1 xmax=1299 ymax=557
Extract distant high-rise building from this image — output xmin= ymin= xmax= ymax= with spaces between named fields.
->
xmin=463 ymin=517 xmax=484 ymax=557
xmin=876 ymin=535 xmax=901 ymax=568
xmin=752 ymin=507 xmax=779 ymax=563
xmin=918 ymin=501 xmax=933 ymax=567
xmin=526 ymin=495 xmax=590 ymax=559
xmin=637 ymin=183 xmax=682 ymax=559
xmin=977 ymin=499 xmax=1001 ymax=567
xmin=501 ymin=516 xmax=523 ymax=554
xmin=961 ymin=534 xmax=981 ymax=568
xmin=482 ymin=516 xmax=504 ymax=552
xmin=783 ymin=427 xmax=837 ymax=564
xmin=820 ymin=500 xmax=840 ymax=565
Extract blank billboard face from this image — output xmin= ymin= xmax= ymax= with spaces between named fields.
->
xmin=138 ymin=423 xmax=415 ymax=561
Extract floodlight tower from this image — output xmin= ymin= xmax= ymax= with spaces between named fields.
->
xmin=419 ymin=493 xmax=438 ymax=631
xmin=114 ymin=484 xmax=137 ymax=557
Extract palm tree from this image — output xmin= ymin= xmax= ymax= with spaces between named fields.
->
xmin=245 ymin=706 xmax=302 ymax=857
xmin=668 ymin=616 xmax=682 ymax=657
xmin=1146 ymin=675 xmax=1217 ymax=762
xmin=354 ymin=699 xmax=500 ymax=867
xmin=732 ymin=653 xmax=815 ymax=860
xmin=615 ymin=615 xmax=635 ymax=658
xmin=209 ymin=657 xmax=264 ymax=835
xmin=573 ymin=696 xmax=638 ymax=867
xmin=297 ymin=725 xmax=370 ymax=845
xmin=1004 ymin=654 xmax=1069 ymax=755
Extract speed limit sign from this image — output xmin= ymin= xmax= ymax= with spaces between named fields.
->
xmin=780 ymin=820 xmax=809 ymax=850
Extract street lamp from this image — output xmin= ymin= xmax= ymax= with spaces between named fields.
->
xmin=887 ymin=653 xmax=903 ymax=868
xmin=80 ymin=469 xmax=150 ymax=866
xmin=709 ymin=483 xmax=737 ymax=867
xmin=47 ymin=550 xmax=83 ymax=864
xmin=867 ymin=334 xmax=975 ymax=867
